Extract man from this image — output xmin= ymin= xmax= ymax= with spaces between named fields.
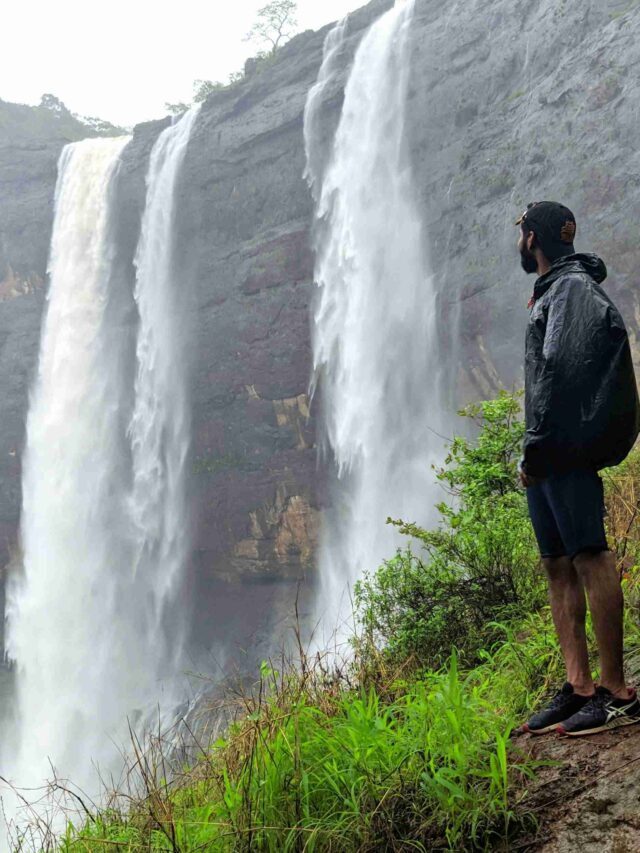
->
xmin=517 ymin=201 xmax=640 ymax=736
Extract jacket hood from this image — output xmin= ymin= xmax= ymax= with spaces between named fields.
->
xmin=532 ymin=253 xmax=608 ymax=301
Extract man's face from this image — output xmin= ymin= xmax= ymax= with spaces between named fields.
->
xmin=518 ymin=226 xmax=537 ymax=274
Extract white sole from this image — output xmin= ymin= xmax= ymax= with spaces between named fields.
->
xmin=559 ymin=716 xmax=640 ymax=737
xmin=525 ymin=723 xmax=560 ymax=735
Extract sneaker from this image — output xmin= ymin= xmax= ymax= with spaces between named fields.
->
xmin=557 ymin=686 xmax=640 ymax=737
xmin=523 ymin=682 xmax=594 ymax=735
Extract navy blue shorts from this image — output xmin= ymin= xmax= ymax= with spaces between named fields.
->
xmin=526 ymin=469 xmax=608 ymax=560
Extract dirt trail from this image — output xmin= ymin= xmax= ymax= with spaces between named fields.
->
xmin=516 ymin=726 xmax=640 ymax=851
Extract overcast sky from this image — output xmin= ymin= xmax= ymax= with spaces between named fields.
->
xmin=1 ymin=0 xmax=364 ymax=127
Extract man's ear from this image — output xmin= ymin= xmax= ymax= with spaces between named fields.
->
xmin=527 ymin=230 xmax=536 ymax=251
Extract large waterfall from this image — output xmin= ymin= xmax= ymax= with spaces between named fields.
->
xmin=2 ymin=108 xmax=199 ymax=810
xmin=4 ymin=137 xmax=134 ymax=786
xmin=305 ymin=0 xmax=444 ymax=643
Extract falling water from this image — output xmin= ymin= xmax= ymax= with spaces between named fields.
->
xmin=305 ymin=0 xmax=444 ymax=643
xmin=3 ymin=137 xmax=134 ymax=788
xmin=3 ymin=108 xmax=199 ymax=810
xmin=128 ymin=105 xmax=201 ymax=644
xmin=303 ymin=15 xmax=349 ymax=197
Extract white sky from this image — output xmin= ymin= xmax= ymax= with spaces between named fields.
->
xmin=1 ymin=0 xmax=363 ymax=127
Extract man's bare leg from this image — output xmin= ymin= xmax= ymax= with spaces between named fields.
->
xmin=543 ymin=556 xmax=593 ymax=696
xmin=573 ymin=549 xmax=629 ymax=699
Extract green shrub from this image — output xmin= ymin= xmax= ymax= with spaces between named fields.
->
xmin=62 ymin=647 xmax=544 ymax=852
xmin=45 ymin=391 xmax=591 ymax=852
xmin=603 ymin=445 xmax=640 ymax=571
xmin=354 ymin=392 xmax=544 ymax=670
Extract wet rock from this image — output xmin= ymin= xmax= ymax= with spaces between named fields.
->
xmin=524 ymin=725 xmax=640 ymax=852
xmin=4 ymin=0 xmax=640 ymax=598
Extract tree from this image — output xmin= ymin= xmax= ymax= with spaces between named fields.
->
xmin=165 ymin=101 xmax=191 ymax=116
xmin=166 ymin=78 xmax=235 ymax=115
xmin=193 ymin=79 xmax=223 ymax=102
xmin=245 ymin=0 xmax=298 ymax=55
xmin=39 ymin=94 xmax=71 ymax=116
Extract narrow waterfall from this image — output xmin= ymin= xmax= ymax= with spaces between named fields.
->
xmin=128 ymin=105 xmax=201 ymax=656
xmin=3 ymin=108 xmax=199 ymax=801
xmin=303 ymin=15 xmax=349 ymax=197
xmin=304 ymin=0 xmax=444 ymax=644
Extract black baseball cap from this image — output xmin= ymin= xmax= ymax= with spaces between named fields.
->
xmin=515 ymin=201 xmax=577 ymax=256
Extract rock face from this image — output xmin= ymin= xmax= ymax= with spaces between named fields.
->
xmin=404 ymin=0 xmax=640 ymax=403
xmin=165 ymin=1 xmax=391 ymax=590
xmin=3 ymin=0 xmax=640 ymax=645
xmin=523 ymin=719 xmax=640 ymax=851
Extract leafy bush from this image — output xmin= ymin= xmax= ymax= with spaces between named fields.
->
xmin=354 ymin=392 xmax=545 ymax=670
xmin=602 ymin=447 xmax=640 ymax=678
xmin=603 ymin=446 xmax=640 ymax=572
xmin=61 ymin=645 xmax=545 ymax=852
xmin=47 ymin=391 xmax=640 ymax=852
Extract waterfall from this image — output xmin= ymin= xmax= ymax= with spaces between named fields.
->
xmin=3 ymin=107 xmax=199 ymax=811
xmin=303 ymin=15 xmax=349 ymax=197
xmin=128 ymin=105 xmax=200 ymax=645
xmin=4 ymin=137 xmax=134 ymax=787
xmin=304 ymin=0 xmax=444 ymax=645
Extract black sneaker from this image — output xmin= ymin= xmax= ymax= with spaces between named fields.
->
xmin=523 ymin=682 xmax=594 ymax=735
xmin=557 ymin=686 xmax=640 ymax=737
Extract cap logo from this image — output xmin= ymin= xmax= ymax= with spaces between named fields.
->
xmin=515 ymin=202 xmax=538 ymax=226
xmin=560 ymin=221 xmax=576 ymax=243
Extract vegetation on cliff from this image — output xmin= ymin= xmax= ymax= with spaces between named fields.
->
xmin=165 ymin=0 xmax=299 ymax=115
xmin=0 ymin=96 xmax=125 ymax=145
xmin=24 ymin=392 xmax=640 ymax=851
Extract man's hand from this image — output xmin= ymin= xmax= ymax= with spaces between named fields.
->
xmin=518 ymin=460 xmax=540 ymax=488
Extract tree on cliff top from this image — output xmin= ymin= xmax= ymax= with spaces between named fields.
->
xmin=245 ymin=0 xmax=298 ymax=55
xmin=39 ymin=94 xmax=72 ymax=117
xmin=193 ymin=79 xmax=224 ymax=102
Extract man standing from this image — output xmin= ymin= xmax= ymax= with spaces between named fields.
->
xmin=518 ymin=201 xmax=640 ymax=736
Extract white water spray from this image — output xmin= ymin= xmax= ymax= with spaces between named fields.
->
xmin=4 ymin=137 xmax=134 ymax=786
xmin=303 ymin=15 xmax=349 ymax=197
xmin=3 ymin=108 xmax=199 ymax=805
xmin=129 ymin=105 xmax=200 ymax=644
xmin=305 ymin=0 xmax=444 ymax=643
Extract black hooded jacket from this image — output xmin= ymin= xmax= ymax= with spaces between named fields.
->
xmin=523 ymin=253 xmax=640 ymax=477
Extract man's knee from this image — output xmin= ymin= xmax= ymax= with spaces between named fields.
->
xmin=573 ymin=548 xmax=616 ymax=580
xmin=542 ymin=555 xmax=574 ymax=582
xmin=573 ymin=548 xmax=615 ymax=573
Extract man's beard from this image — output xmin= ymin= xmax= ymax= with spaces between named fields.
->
xmin=520 ymin=245 xmax=538 ymax=274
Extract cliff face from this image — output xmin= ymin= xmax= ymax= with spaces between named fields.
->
xmin=173 ymin=2 xmax=390 ymax=585
xmin=2 ymin=0 xmax=640 ymax=610
xmin=171 ymin=0 xmax=640 ymax=588
xmin=405 ymin=0 xmax=640 ymax=400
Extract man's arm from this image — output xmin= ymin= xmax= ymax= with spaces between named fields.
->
xmin=523 ymin=275 xmax=598 ymax=478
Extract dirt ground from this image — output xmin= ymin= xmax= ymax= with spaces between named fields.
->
xmin=512 ymin=724 xmax=640 ymax=852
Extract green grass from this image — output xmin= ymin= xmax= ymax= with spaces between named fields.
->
xmin=44 ymin=407 xmax=640 ymax=851
xmin=58 ymin=591 xmax=640 ymax=853
xmin=57 ymin=609 xmax=566 ymax=853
